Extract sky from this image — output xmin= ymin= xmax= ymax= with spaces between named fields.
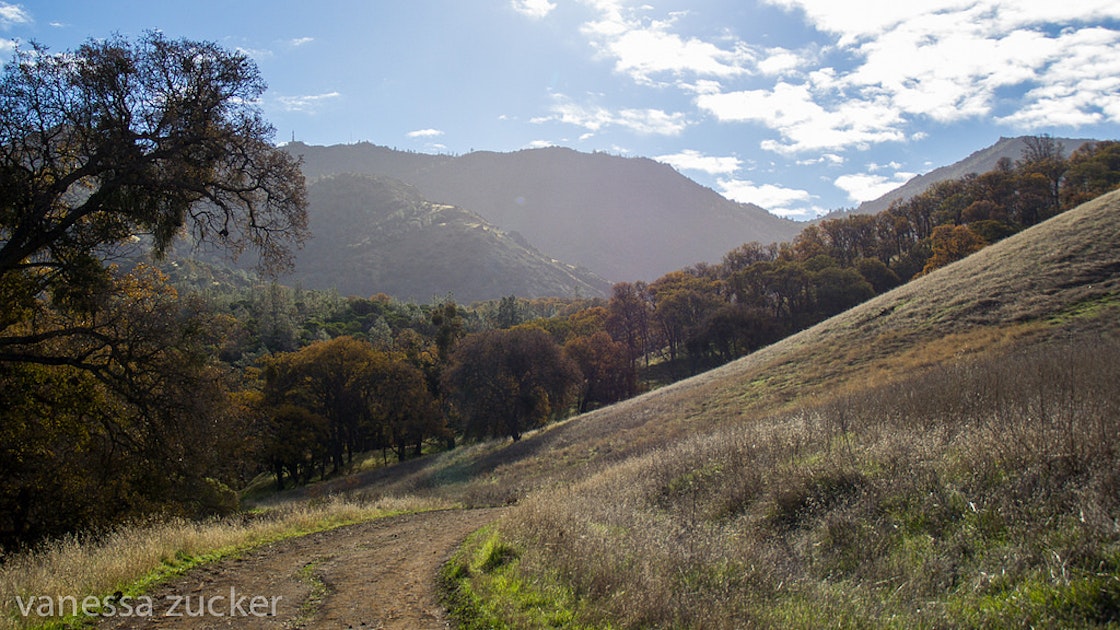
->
xmin=3 ymin=1 xmax=1120 ymax=220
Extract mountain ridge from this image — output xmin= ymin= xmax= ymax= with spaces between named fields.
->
xmin=281 ymin=173 xmax=610 ymax=302
xmin=284 ymin=142 xmax=802 ymax=282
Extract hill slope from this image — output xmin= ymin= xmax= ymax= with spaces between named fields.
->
xmin=281 ymin=174 xmax=610 ymax=302
xmin=285 ymin=143 xmax=803 ymax=282
xmin=298 ymin=190 xmax=1120 ymax=627
xmin=344 ymin=190 xmax=1120 ymax=502
xmin=405 ymin=147 xmax=802 ymax=282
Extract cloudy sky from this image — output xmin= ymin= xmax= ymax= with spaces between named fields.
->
xmin=4 ymin=1 xmax=1120 ymax=219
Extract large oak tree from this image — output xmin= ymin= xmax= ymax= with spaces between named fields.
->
xmin=0 ymin=33 xmax=307 ymax=546
xmin=1 ymin=32 xmax=306 ymax=365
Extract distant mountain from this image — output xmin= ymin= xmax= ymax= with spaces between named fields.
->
xmin=288 ymin=141 xmax=449 ymax=182
xmin=284 ymin=143 xmax=803 ymax=282
xmin=281 ymin=173 xmax=610 ymax=302
xmin=841 ymin=136 xmax=1093 ymax=218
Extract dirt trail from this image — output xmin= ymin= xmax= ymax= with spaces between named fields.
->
xmin=99 ymin=508 xmax=501 ymax=630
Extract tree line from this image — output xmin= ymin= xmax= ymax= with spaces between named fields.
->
xmin=220 ymin=131 xmax=1120 ymax=494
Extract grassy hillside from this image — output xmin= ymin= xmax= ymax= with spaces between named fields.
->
xmin=326 ymin=190 xmax=1120 ymax=627
xmin=283 ymin=189 xmax=1120 ymax=502
xmin=17 ymin=189 xmax=1113 ymax=629
xmin=449 ymin=189 xmax=1118 ymax=628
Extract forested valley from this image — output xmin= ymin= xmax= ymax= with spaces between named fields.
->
xmin=5 ymin=122 xmax=1118 ymax=550
xmin=3 ymin=32 xmax=1120 ymax=552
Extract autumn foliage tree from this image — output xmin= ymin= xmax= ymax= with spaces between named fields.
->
xmin=564 ymin=331 xmax=637 ymax=411
xmin=259 ymin=336 xmax=444 ymax=481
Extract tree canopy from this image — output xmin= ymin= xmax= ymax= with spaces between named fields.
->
xmin=0 ymin=31 xmax=307 ymax=368
xmin=0 ymin=33 xmax=307 ymax=547
xmin=444 ymin=327 xmax=580 ymax=441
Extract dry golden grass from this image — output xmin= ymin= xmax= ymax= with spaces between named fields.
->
xmin=442 ymin=190 xmax=1120 ymax=627
xmin=501 ymin=337 xmax=1120 ymax=627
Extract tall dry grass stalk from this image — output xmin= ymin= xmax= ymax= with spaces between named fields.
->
xmin=502 ymin=337 xmax=1120 ymax=627
xmin=0 ymin=495 xmax=450 ymax=630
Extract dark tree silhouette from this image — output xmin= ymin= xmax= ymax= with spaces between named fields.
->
xmin=444 ymin=327 xmax=580 ymax=441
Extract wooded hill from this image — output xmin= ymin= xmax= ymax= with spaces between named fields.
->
xmin=279 ymin=136 xmax=1095 ymax=299
xmin=279 ymin=173 xmax=610 ymax=302
xmin=285 ymin=142 xmax=802 ymax=282
xmin=844 ymin=135 xmax=1092 ymax=217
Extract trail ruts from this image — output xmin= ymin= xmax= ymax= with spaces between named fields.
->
xmin=99 ymin=508 xmax=501 ymax=629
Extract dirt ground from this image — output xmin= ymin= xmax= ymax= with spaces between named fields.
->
xmin=98 ymin=508 xmax=502 ymax=630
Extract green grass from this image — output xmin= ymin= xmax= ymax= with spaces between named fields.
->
xmin=442 ymin=525 xmax=608 ymax=630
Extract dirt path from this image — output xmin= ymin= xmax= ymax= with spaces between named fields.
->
xmin=99 ymin=508 xmax=502 ymax=630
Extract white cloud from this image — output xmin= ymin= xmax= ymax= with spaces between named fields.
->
xmin=756 ymin=47 xmax=805 ymax=76
xmin=697 ymin=82 xmax=906 ymax=154
xmin=763 ymin=1 xmax=966 ymax=45
xmin=288 ymin=37 xmax=314 ymax=47
xmin=615 ymin=107 xmax=689 ymax=135
xmin=996 ymin=26 xmax=1120 ymax=128
xmin=526 ymin=139 xmax=556 ymax=148
xmin=0 ymin=3 xmax=31 ymax=28
xmin=757 ymin=0 xmax=1120 ymax=143
xmin=275 ymin=91 xmax=341 ymax=113
xmin=558 ymin=1 xmax=1120 ymax=160
xmin=655 ymin=149 xmax=741 ymax=175
xmin=679 ymin=79 xmax=724 ymax=95
xmin=572 ymin=0 xmax=1112 ymax=155
xmin=407 ymin=128 xmax=445 ymax=138
xmin=579 ymin=1 xmax=754 ymax=85
xmin=834 ymin=170 xmax=916 ymax=203
xmin=718 ymin=178 xmax=820 ymax=219
xmin=511 ymin=0 xmax=556 ymax=19
xmin=236 ymin=46 xmax=274 ymax=60
xmin=796 ymin=153 xmax=845 ymax=166
xmin=536 ymin=94 xmax=688 ymax=136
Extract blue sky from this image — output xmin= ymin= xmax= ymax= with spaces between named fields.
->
xmin=4 ymin=1 xmax=1120 ymax=220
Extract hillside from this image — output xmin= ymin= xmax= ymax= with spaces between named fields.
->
xmin=300 ymin=189 xmax=1120 ymax=502
xmin=405 ymin=147 xmax=803 ymax=282
xmin=15 ymin=181 xmax=1115 ymax=630
xmin=292 ymin=189 xmax=1120 ymax=627
xmin=285 ymin=141 xmax=449 ymax=182
xmin=284 ymin=143 xmax=803 ymax=282
xmin=845 ymin=135 xmax=1092 ymax=217
xmin=279 ymin=173 xmax=610 ymax=302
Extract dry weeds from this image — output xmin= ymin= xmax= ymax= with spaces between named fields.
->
xmin=461 ymin=191 xmax=1120 ymax=627
xmin=502 ymin=337 xmax=1120 ymax=627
